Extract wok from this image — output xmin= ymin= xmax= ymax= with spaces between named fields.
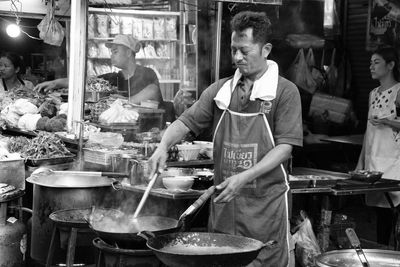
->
xmin=88 ymin=186 xmax=216 ymax=249
xmin=87 ymin=207 xmax=180 ymax=249
xmin=141 ymin=231 xmax=277 ymax=267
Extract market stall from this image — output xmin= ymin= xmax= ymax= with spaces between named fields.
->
xmin=1 ymin=0 xmax=400 ymax=266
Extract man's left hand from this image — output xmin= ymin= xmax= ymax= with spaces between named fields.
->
xmin=213 ymin=173 xmax=249 ymax=203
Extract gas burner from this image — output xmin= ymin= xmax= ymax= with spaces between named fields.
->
xmin=92 ymin=238 xmax=160 ymax=267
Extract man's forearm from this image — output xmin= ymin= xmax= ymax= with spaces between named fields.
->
xmin=241 ymin=144 xmax=293 ymax=182
xmin=159 ymin=119 xmax=191 ymax=151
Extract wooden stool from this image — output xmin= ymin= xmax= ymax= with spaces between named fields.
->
xmin=46 ymin=208 xmax=94 ymax=267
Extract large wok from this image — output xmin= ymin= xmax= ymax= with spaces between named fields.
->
xmin=87 ymin=186 xmax=216 ymax=249
xmin=141 ymin=231 xmax=277 ymax=267
xmin=87 ymin=207 xmax=181 ymax=248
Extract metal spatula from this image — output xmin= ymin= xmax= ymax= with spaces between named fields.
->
xmin=345 ymin=228 xmax=370 ymax=267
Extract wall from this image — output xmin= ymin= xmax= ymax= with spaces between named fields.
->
xmin=346 ymin=0 xmax=379 ymax=130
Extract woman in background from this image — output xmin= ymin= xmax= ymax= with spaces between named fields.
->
xmin=0 ymin=52 xmax=34 ymax=93
xmin=357 ymin=46 xmax=400 ymax=245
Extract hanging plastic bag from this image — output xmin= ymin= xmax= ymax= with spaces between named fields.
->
xmin=287 ymin=48 xmax=317 ymax=94
xmin=292 ymin=210 xmax=322 ymax=267
xmin=326 ymin=48 xmax=338 ymax=95
xmin=37 ymin=0 xmax=65 ymax=46
xmin=306 ymin=48 xmax=326 ymax=92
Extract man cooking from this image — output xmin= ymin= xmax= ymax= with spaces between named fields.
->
xmin=34 ymin=34 xmax=163 ymax=106
xmin=148 ymin=11 xmax=302 ymax=267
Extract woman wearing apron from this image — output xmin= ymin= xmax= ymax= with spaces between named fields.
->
xmin=149 ymin=11 xmax=302 ymax=266
xmin=357 ymin=46 xmax=400 ymax=245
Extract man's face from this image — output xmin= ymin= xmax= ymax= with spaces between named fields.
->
xmin=231 ymin=28 xmax=271 ymax=80
xmin=110 ymin=44 xmax=131 ymax=69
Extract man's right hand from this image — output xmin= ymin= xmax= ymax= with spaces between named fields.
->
xmin=34 ymin=80 xmax=58 ymax=93
xmin=147 ymin=144 xmax=169 ymax=179
xmin=34 ymin=78 xmax=68 ymax=93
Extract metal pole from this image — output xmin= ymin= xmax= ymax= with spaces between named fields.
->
xmin=214 ymin=1 xmax=223 ymax=82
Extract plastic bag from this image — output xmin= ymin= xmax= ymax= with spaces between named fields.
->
xmin=292 ymin=210 xmax=321 ymax=267
xmin=326 ymin=48 xmax=338 ymax=95
xmin=37 ymin=1 xmax=65 ymax=46
xmin=287 ymin=49 xmax=317 ymax=94
xmin=86 ymin=132 xmax=124 ymax=149
xmin=306 ymin=48 xmax=326 ymax=92
xmin=98 ymin=99 xmax=139 ymax=124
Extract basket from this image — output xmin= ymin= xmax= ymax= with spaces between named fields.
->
xmin=83 ymin=148 xmax=120 ymax=166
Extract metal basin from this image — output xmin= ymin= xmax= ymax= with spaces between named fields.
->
xmin=315 ymin=249 xmax=400 ymax=267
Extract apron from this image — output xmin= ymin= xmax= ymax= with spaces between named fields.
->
xmin=209 ymin=82 xmax=291 ymax=266
xmin=365 ymin=84 xmax=400 ymax=208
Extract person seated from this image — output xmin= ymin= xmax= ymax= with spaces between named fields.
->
xmin=34 ymin=34 xmax=163 ymax=106
xmin=0 ymin=52 xmax=34 ymax=93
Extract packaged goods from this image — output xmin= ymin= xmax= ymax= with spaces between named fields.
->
xmin=153 ymin=17 xmax=165 ymax=39
xmin=132 ymin=17 xmax=143 ymax=39
xmin=142 ymin=17 xmax=154 ymax=39
xmin=87 ymin=42 xmax=99 ymax=58
xmin=109 ymin=15 xmax=120 ymax=35
xmin=165 ymin=17 xmax=177 ymax=39
xmin=121 ymin=16 xmax=133 ymax=35
xmin=88 ymin=14 xmax=97 ymax=38
xmin=96 ymin=14 xmax=109 ymax=38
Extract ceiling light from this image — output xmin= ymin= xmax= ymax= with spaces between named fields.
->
xmin=6 ymin=21 xmax=20 ymax=38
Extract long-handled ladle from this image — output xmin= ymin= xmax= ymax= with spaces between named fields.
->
xmin=133 ymin=171 xmax=160 ymax=219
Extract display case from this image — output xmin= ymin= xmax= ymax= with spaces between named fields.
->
xmin=87 ymin=1 xmax=198 ymax=101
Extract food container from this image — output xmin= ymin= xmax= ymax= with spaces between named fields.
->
xmin=162 ymin=176 xmax=194 ymax=191
xmin=348 ymin=170 xmax=383 ymax=183
xmin=176 ymin=144 xmax=201 ymax=161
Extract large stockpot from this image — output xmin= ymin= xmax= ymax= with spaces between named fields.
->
xmin=315 ymin=249 xmax=400 ymax=267
xmin=26 ymin=170 xmax=113 ymax=265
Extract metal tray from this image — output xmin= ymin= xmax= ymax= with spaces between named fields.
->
xmin=25 ymin=154 xmax=75 ymax=167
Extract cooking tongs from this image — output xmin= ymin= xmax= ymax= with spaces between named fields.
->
xmin=345 ymin=228 xmax=370 ymax=267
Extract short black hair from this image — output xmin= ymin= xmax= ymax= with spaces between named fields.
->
xmin=373 ymin=45 xmax=400 ymax=82
xmin=230 ymin=11 xmax=272 ymax=44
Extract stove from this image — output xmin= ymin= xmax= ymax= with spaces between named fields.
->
xmin=92 ymin=238 xmax=161 ymax=267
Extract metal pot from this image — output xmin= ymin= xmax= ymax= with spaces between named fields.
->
xmin=26 ymin=170 xmax=113 ymax=265
xmin=315 ymin=249 xmax=400 ymax=267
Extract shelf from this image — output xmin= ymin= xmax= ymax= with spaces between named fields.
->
xmin=89 ymin=7 xmax=180 ymax=17
xmin=160 ymin=79 xmax=181 ymax=84
xmin=88 ymin=57 xmax=173 ymax=60
xmin=88 ymin=37 xmax=179 ymax=42
xmin=167 ymin=159 xmax=214 ymax=167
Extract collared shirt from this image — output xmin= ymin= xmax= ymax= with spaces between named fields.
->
xmin=179 ymin=75 xmax=303 ymax=147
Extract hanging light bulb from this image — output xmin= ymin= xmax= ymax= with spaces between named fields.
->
xmin=6 ymin=18 xmax=21 ymax=38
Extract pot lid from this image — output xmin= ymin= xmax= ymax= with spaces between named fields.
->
xmin=27 ymin=170 xmax=112 ymax=188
